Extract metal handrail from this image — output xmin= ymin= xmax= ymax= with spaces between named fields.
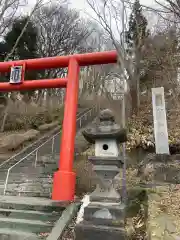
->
xmin=0 ymin=107 xmax=89 ymax=169
xmin=3 ymin=105 xmax=98 ymax=195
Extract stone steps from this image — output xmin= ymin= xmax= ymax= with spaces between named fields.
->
xmin=0 ymin=172 xmax=45 ymax=179
xmin=0 ymin=159 xmax=57 ymax=174
xmin=0 ymin=161 xmax=55 ymax=197
xmin=5 ymin=190 xmax=51 ymax=198
xmin=7 ymin=178 xmax=52 ymax=185
xmin=0 ymin=175 xmax=52 ymax=183
xmin=0 ymin=195 xmax=67 ymax=239
xmin=0 ymin=177 xmax=48 ymax=185
xmin=0 ymin=165 xmax=44 ymax=173
xmin=0 ymin=107 xmax=97 ymax=239
xmin=0 ymin=157 xmax=37 ymax=171
xmin=0 ymin=228 xmax=42 ymax=240
xmin=0 ymin=195 xmax=66 ymax=212
xmin=0 ymin=208 xmax=59 ymax=221
xmin=0 ymin=217 xmax=54 ymax=233
xmin=3 ymin=177 xmax=52 ymax=198
xmin=0 ymin=153 xmax=56 ymax=175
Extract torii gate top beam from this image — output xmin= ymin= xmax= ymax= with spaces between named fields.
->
xmin=0 ymin=50 xmax=117 ymax=73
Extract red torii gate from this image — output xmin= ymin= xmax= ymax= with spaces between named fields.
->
xmin=0 ymin=51 xmax=118 ymax=201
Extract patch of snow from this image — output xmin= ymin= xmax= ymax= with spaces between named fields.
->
xmin=76 ymin=194 xmax=90 ymax=224
xmin=93 ymin=208 xmax=113 ymax=219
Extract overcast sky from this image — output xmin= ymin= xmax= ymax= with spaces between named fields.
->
xmin=70 ymin=0 xmax=160 ymax=27
xmin=70 ymin=0 xmax=157 ymax=10
xmin=28 ymin=0 xmax=159 ymax=14
xmin=26 ymin=0 xmax=161 ymax=24
xmin=26 ymin=0 xmax=162 ymax=34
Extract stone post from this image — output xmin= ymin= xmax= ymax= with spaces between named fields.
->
xmin=75 ymin=109 xmax=127 ymax=240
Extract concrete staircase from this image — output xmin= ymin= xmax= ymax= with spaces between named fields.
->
xmin=0 ymin=107 xmax=98 ymax=198
xmin=0 ymin=107 xmax=98 ymax=239
xmin=1 ymin=154 xmax=58 ymax=198
xmin=0 ymin=153 xmax=80 ymax=240
xmin=0 ymin=195 xmax=71 ymax=239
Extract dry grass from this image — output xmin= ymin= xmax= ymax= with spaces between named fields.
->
xmin=148 ymin=185 xmax=180 ymax=238
xmin=0 ymin=99 xmax=64 ymax=132
xmin=73 ymin=155 xmax=96 ymax=197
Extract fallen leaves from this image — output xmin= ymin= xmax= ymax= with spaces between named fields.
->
xmin=148 ymin=185 xmax=180 ymax=239
xmin=38 ymin=232 xmax=49 ymax=237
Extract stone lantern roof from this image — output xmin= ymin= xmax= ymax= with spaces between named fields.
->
xmin=82 ymin=109 xmax=127 ymax=144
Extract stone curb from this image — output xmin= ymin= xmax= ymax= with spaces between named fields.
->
xmin=47 ymin=203 xmax=81 ymax=240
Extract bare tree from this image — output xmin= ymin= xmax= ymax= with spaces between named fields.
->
xmin=86 ymin=0 xmax=146 ymax=114
xmin=5 ymin=0 xmax=44 ymax=61
xmin=0 ymin=0 xmax=27 ymax=36
xmin=142 ymin=23 xmax=179 ymax=100
xmin=32 ymin=3 xmax=91 ymax=106
xmin=33 ymin=3 xmax=90 ymax=68
xmin=155 ymin=0 xmax=180 ymax=20
xmin=79 ymin=21 xmax=116 ymax=102
xmin=0 ymin=0 xmax=45 ymax=132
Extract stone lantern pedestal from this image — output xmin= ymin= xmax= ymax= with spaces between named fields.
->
xmin=75 ymin=109 xmax=127 ymax=240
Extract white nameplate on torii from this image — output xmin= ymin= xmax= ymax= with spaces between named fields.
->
xmin=152 ymin=87 xmax=169 ymax=154
xmin=9 ymin=66 xmax=23 ymax=84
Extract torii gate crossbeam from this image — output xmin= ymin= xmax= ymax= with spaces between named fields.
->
xmin=0 ymin=51 xmax=118 ymax=201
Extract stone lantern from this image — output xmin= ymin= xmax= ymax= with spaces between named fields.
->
xmin=75 ymin=109 xmax=127 ymax=240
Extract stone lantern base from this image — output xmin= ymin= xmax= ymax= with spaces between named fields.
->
xmin=75 ymin=201 xmax=126 ymax=239
xmin=76 ymin=222 xmax=126 ymax=240
xmin=75 ymin=155 xmax=127 ymax=239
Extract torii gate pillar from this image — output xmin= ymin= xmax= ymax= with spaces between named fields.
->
xmin=52 ymin=58 xmax=79 ymax=201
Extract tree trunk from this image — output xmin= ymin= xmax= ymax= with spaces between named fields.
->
xmin=129 ymin=47 xmax=141 ymax=115
xmin=1 ymin=101 xmax=9 ymax=132
xmin=130 ymin=85 xmax=139 ymax=114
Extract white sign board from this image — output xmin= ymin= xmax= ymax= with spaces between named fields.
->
xmin=152 ymin=87 xmax=169 ymax=154
xmin=10 ymin=66 xmax=22 ymax=84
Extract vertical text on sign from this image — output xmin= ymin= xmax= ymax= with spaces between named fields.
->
xmin=10 ymin=66 xmax=23 ymax=84
xmin=152 ymin=87 xmax=169 ymax=154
